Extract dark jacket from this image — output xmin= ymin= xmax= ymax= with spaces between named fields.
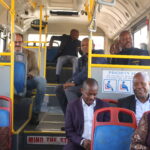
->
xmin=51 ymin=34 xmax=81 ymax=57
xmin=117 ymin=95 xmax=136 ymax=122
xmin=71 ymin=52 xmax=108 ymax=85
xmin=64 ymin=98 xmax=109 ymax=150
xmin=112 ymin=48 xmax=150 ymax=65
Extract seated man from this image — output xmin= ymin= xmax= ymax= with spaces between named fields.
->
xmin=64 ymin=78 xmax=109 ymax=150
xmin=117 ymin=72 xmax=150 ymax=124
xmin=130 ymin=111 xmax=150 ymax=150
xmin=14 ymin=33 xmax=46 ymax=125
xmin=112 ymin=30 xmax=150 ymax=65
xmin=49 ymin=29 xmax=81 ymax=83
xmin=56 ymin=38 xmax=108 ymax=115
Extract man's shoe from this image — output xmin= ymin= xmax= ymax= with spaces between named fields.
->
xmin=56 ymin=75 xmax=60 ymax=83
xmin=29 ymin=113 xmax=39 ymax=126
xmin=61 ymin=127 xmax=65 ymax=131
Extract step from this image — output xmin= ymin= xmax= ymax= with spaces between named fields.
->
xmin=46 ymin=66 xmax=72 ymax=83
xmin=23 ymin=113 xmax=66 ymax=150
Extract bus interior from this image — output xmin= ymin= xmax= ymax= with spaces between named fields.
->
xmin=0 ymin=0 xmax=150 ymax=150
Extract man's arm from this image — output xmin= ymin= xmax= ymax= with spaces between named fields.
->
xmin=49 ymin=35 xmax=63 ymax=48
xmin=27 ymin=50 xmax=39 ymax=77
xmin=65 ymin=103 xmax=83 ymax=146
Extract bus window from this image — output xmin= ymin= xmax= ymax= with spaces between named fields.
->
xmin=0 ymin=32 xmax=4 ymax=52
xmin=28 ymin=34 xmax=61 ymax=47
xmin=79 ymin=36 xmax=104 ymax=50
xmin=134 ymin=25 xmax=148 ymax=49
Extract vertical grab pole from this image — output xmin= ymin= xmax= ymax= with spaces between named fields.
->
xmin=44 ymin=15 xmax=48 ymax=78
xmin=87 ymin=0 xmax=97 ymax=78
xmin=88 ymin=32 xmax=93 ymax=78
xmin=10 ymin=0 xmax=15 ymax=133
xmin=38 ymin=5 xmax=43 ymax=73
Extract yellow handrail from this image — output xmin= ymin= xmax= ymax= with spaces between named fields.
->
xmin=38 ymin=5 xmax=43 ymax=70
xmin=91 ymin=54 xmax=150 ymax=59
xmin=10 ymin=0 xmax=15 ymax=133
xmin=0 ymin=52 xmax=11 ymax=56
xmin=24 ymin=41 xmax=47 ymax=43
xmin=88 ymin=32 xmax=93 ymax=78
xmin=0 ymin=62 xmax=11 ymax=66
xmin=91 ymin=64 xmax=150 ymax=69
xmin=44 ymin=15 xmax=49 ymax=78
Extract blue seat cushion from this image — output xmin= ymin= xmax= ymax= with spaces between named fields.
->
xmin=93 ymin=125 xmax=134 ymax=150
xmin=14 ymin=62 xmax=26 ymax=93
xmin=0 ymin=110 xmax=9 ymax=127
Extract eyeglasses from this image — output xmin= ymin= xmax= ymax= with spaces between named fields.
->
xmin=81 ymin=44 xmax=88 ymax=47
xmin=15 ymin=41 xmax=23 ymax=44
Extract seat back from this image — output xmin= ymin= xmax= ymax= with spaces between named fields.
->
xmin=102 ymin=99 xmax=118 ymax=104
xmin=91 ymin=107 xmax=137 ymax=150
xmin=0 ymin=96 xmax=12 ymax=150
xmin=47 ymin=47 xmax=59 ymax=63
xmin=14 ymin=52 xmax=27 ymax=96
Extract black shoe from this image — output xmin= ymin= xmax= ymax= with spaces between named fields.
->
xmin=61 ymin=127 xmax=65 ymax=131
xmin=29 ymin=113 xmax=39 ymax=126
xmin=56 ymin=75 xmax=60 ymax=83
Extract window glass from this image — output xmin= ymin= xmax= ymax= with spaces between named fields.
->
xmin=28 ymin=34 xmax=61 ymax=46
xmin=134 ymin=25 xmax=148 ymax=49
xmin=0 ymin=32 xmax=4 ymax=52
xmin=79 ymin=36 xmax=104 ymax=50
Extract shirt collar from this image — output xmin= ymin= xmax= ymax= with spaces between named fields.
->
xmin=135 ymin=94 xmax=150 ymax=104
xmin=82 ymin=98 xmax=96 ymax=108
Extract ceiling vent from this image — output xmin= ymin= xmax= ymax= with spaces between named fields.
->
xmin=50 ymin=10 xmax=79 ymax=16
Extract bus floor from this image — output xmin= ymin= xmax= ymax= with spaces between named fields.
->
xmin=25 ymin=106 xmax=64 ymax=131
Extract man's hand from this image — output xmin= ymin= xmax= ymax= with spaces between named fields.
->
xmin=63 ymin=82 xmax=75 ymax=89
xmin=83 ymin=139 xmax=91 ymax=150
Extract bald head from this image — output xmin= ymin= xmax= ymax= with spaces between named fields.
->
xmin=133 ymin=72 xmax=150 ymax=103
xmin=82 ymin=78 xmax=98 ymax=90
xmin=119 ymin=30 xmax=133 ymax=49
xmin=81 ymin=38 xmax=94 ymax=55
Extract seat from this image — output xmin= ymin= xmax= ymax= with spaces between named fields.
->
xmin=14 ymin=52 xmax=27 ymax=96
xmin=47 ymin=46 xmax=59 ymax=64
xmin=0 ymin=96 xmax=12 ymax=150
xmin=91 ymin=107 xmax=137 ymax=150
xmin=102 ymin=99 xmax=118 ymax=104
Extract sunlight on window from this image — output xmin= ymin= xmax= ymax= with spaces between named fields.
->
xmin=79 ymin=36 xmax=104 ymax=50
xmin=28 ymin=34 xmax=61 ymax=46
xmin=0 ymin=31 xmax=4 ymax=52
xmin=134 ymin=25 xmax=148 ymax=49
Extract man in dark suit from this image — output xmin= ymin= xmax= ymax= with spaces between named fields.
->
xmin=112 ymin=30 xmax=150 ymax=65
xmin=118 ymin=72 xmax=150 ymax=123
xmin=64 ymin=78 xmax=109 ymax=150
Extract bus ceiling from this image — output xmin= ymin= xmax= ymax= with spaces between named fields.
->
xmin=0 ymin=0 xmax=150 ymax=39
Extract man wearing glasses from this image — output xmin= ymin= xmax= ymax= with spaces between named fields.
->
xmin=14 ymin=33 xmax=46 ymax=125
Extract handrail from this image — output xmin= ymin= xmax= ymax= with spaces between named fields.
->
xmin=91 ymin=53 xmax=150 ymax=59
xmin=0 ymin=0 xmax=15 ymax=14
xmin=0 ymin=52 xmax=11 ymax=56
xmin=44 ymin=15 xmax=49 ymax=78
xmin=24 ymin=41 xmax=48 ymax=43
xmin=0 ymin=62 xmax=11 ymax=66
xmin=91 ymin=64 xmax=150 ymax=69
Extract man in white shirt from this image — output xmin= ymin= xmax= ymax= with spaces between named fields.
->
xmin=64 ymin=78 xmax=109 ymax=150
xmin=118 ymin=72 xmax=150 ymax=124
